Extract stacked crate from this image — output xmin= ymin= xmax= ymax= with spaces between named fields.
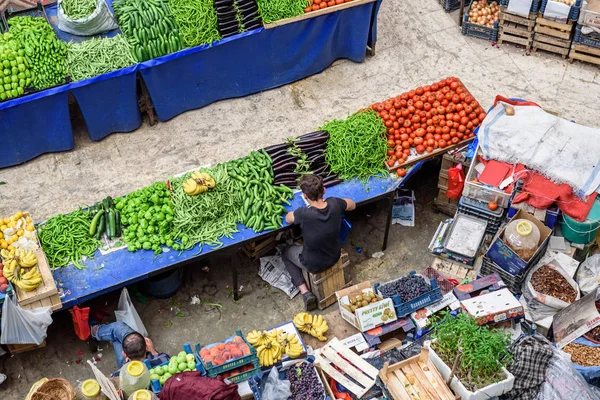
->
xmin=434 ymin=153 xmax=471 ymax=216
xmin=498 ymin=6 xmax=537 ymax=50
xmin=533 ymin=17 xmax=575 ymax=57
xmin=569 ymin=0 xmax=600 ymax=65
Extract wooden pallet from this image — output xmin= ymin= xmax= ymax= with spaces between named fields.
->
xmin=7 ymin=340 xmax=47 ymax=354
xmin=315 ymin=338 xmax=379 ymax=398
xmin=241 ymin=236 xmax=276 ymax=260
xmin=431 ymin=257 xmax=478 ymax=281
xmin=534 ymin=17 xmax=573 ymax=40
xmin=379 ymin=347 xmax=455 ymax=400
xmin=569 ymin=44 xmax=600 ymax=66
xmin=500 ymin=8 xmax=537 ymax=28
xmin=532 ymin=39 xmax=570 ymax=57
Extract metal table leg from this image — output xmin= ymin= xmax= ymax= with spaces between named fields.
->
xmin=382 ymin=192 xmax=394 ymax=251
xmin=232 ymin=248 xmax=240 ymax=301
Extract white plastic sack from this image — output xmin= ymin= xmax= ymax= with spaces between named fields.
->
xmin=537 ymin=347 xmax=599 ymax=400
xmin=262 ymin=367 xmax=292 ymax=400
xmin=259 ymin=255 xmax=299 ymax=299
xmin=522 ymin=261 xmax=580 ymax=321
xmin=57 ymin=0 xmax=118 ymax=36
xmin=115 ymin=288 xmax=148 ymax=337
xmin=576 ymin=255 xmax=600 ymax=296
xmin=0 ymin=295 xmax=52 ymax=345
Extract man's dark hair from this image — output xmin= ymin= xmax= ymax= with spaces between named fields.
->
xmin=299 ymin=174 xmax=324 ymax=201
xmin=123 ymin=332 xmax=146 ymax=360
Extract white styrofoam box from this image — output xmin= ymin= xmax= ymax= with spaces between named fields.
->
xmin=580 ymin=0 xmax=600 ymax=28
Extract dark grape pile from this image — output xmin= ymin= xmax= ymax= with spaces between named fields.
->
xmin=379 ymin=275 xmax=431 ymax=302
xmin=286 ymin=362 xmax=324 ymax=400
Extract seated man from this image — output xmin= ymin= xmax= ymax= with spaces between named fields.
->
xmin=283 ymin=174 xmax=356 ymax=311
xmin=90 ymin=321 xmax=169 ymax=377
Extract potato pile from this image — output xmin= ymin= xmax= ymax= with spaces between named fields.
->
xmin=343 ymin=291 xmax=382 ymax=313
xmin=468 ymin=0 xmax=499 ymax=28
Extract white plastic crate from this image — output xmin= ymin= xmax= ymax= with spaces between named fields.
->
xmin=463 ymin=144 xmax=511 ymax=208
xmin=580 ymin=0 xmax=600 ymax=28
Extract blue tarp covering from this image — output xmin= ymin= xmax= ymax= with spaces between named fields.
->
xmin=0 ymin=1 xmax=381 ymax=168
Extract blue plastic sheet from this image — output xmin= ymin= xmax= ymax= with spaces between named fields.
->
xmin=139 ymin=2 xmax=375 ymax=121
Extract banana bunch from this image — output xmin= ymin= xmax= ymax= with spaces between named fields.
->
xmin=281 ymin=333 xmax=304 ymax=358
xmin=256 ymin=341 xmax=282 ymax=367
xmin=182 ymin=172 xmax=216 ymax=196
xmin=1 ymin=248 xmax=37 ymax=268
xmin=293 ymin=312 xmax=328 ymax=342
xmin=246 ymin=330 xmax=271 ymax=347
xmin=4 ymin=262 xmax=42 ymax=292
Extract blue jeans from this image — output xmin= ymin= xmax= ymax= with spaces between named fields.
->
xmin=91 ymin=321 xmax=136 ymax=369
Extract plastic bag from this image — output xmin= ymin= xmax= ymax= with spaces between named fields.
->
xmin=114 ymin=288 xmax=148 ymax=337
xmin=0 ymin=295 xmax=52 ymax=345
xmin=69 ymin=305 xmax=90 ymax=340
xmin=57 ymin=0 xmax=118 ymax=36
xmin=576 ymin=255 xmax=600 ymax=296
xmin=537 ymin=346 xmax=599 ymax=400
xmin=446 ymin=164 xmax=465 ymax=200
xmin=259 ymin=255 xmax=299 ymax=299
xmin=262 ymin=367 xmax=291 ymax=400
xmin=522 ymin=260 xmax=580 ymax=321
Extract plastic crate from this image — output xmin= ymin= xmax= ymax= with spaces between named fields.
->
xmin=463 ymin=144 xmax=512 ymax=208
xmin=375 ymin=271 xmax=443 ymax=317
xmin=249 ymin=357 xmax=330 ymax=400
xmin=480 ymin=256 xmax=530 ymax=295
xmin=573 ymin=23 xmax=600 ymax=47
xmin=463 ymin=0 xmax=500 ymax=41
xmin=500 ymin=0 xmax=541 ymax=14
xmin=457 ymin=196 xmax=505 ymax=234
xmin=147 ymin=343 xmax=203 ymax=394
xmin=4 ymin=2 xmax=49 ymax=25
xmin=540 ymin=0 xmax=582 ymax=21
xmin=195 ymin=329 xmax=259 ymax=378
xmin=423 ymin=266 xmax=459 ymax=294
xmin=439 ymin=0 xmax=461 ymax=12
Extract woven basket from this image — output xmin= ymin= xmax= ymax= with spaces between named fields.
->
xmin=31 ymin=378 xmax=75 ymax=400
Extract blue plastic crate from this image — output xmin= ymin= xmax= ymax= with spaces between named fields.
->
xmin=539 ymin=0 xmax=582 ymax=21
xmin=439 ymin=0 xmax=461 ymax=12
xmin=500 ymin=0 xmax=541 ymax=14
xmin=573 ymin=24 xmax=600 ymax=47
xmin=195 ymin=329 xmax=259 ymax=378
xmin=463 ymin=0 xmax=500 ymax=41
xmin=375 ymin=271 xmax=443 ymax=317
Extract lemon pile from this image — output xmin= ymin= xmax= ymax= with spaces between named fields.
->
xmin=0 ymin=211 xmax=37 ymax=251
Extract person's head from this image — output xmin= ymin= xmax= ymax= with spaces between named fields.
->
xmin=122 ymin=332 xmax=147 ymax=362
xmin=299 ymin=174 xmax=325 ymax=202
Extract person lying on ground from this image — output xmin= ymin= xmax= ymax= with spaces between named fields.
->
xmin=90 ymin=321 xmax=169 ymax=377
xmin=282 ymin=174 xmax=355 ymax=311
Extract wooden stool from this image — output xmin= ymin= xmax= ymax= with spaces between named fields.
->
xmin=302 ymin=250 xmax=352 ymax=310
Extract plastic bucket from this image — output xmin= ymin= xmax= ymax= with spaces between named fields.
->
xmin=561 ymin=199 xmax=600 ymax=244
xmin=142 ymin=268 xmax=182 ymax=299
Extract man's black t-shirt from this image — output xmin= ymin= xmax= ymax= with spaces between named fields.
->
xmin=293 ymin=197 xmax=347 ymax=272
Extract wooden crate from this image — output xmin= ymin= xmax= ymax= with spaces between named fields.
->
xmin=8 ymin=340 xmax=47 ymax=354
xmin=535 ymin=17 xmax=574 ymax=39
xmin=379 ymin=347 xmax=455 ymax=400
xmin=533 ymin=17 xmax=573 ymax=57
xmin=431 ymin=257 xmax=478 ymax=281
xmin=20 ymin=292 xmax=62 ymax=311
xmin=315 ymin=338 xmax=379 ymax=398
xmin=499 ymin=8 xmax=536 ymax=49
xmin=434 ymin=153 xmax=471 ymax=217
xmin=241 ymin=236 xmax=276 ymax=261
xmin=15 ymin=247 xmax=58 ymax=307
xmin=569 ymin=44 xmax=600 ymax=66
xmin=302 ymin=250 xmax=351 ymax=310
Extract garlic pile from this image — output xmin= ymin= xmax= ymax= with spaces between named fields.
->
xmin=468 ymin=0 xmax=500 ymax=28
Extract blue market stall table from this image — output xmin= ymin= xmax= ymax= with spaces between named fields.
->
xmin=53 ymin=167 xmax=420 ymax=310
xmin=0 ymin=0 xmax=383 ymax=169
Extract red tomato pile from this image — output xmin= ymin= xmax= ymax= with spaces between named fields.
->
xmin=370 ymin=77 xmax=486 ymax=171
xmin=304 ymin=0 xmax=353 ymax=12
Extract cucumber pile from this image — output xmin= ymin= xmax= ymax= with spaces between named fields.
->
xmin=89 ymin=196 xmax=121 ymax=240
xmin=113 ymin=0 xmax=184 ymax=62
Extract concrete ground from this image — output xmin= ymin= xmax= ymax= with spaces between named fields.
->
xmin=1 ymin=0 xmax=600 ymax=396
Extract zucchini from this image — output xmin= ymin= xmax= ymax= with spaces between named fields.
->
xmin=115 ymin=210 xmax=122 ymax=237
xmin=89 ymin=210 xmax=105 ymax=236
xmin=108 ymin=210 xmax=116 ymax=239
xmin=96 ymin=215 xmax=106 ymax=240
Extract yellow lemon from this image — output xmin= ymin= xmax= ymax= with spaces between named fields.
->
xmin=16 ymin=229 xmax=24 ymax=237
xmin=15 ymin=211 xmax=23 ymax=219
xmin=10 ymin=235 xmax=18 ymax=243
xmin=0 ymin=241 xmax=7 ymax=249
xmin=7 ymin=245 xmax=14 ymax=251
xmin=0 ymin=232 xmax=3 ymax=240
xmin=6 ymin=238 xmax=13 ymax=245
xmin=0 ymin=225 xmax=6 ymax=232
xmin=26 ymin=224 xmax=35 ymax=232
xmin=26 ymin=217 xmax=32 ymax=224
xmin=2 ymin=218 xmax=8 ymax=225
xmin=7 ymin=221 xmax=15 ymax=229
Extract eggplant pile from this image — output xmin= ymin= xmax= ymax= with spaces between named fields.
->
xmin=263 ymin=131 xmax=342 ymax=189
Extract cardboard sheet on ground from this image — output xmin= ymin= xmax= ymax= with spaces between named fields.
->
xmin=478 ymin=97 xmax=600 ymax=197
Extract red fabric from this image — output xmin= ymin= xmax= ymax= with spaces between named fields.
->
xmin=493 ymin=95 xmax=541 ymax=108
xmin=159 ymin=372 xmax=240 ymax=400
xmin=510 ymin=165 xmax=597 ymax=222
xmin=446 ymin=164 xmax=465 ymax=200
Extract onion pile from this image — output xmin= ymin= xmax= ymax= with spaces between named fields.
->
xmin=468 ymin=0 xmax=499 ymax=28
xmin=553 ymin=0 xmax=576 ymax=5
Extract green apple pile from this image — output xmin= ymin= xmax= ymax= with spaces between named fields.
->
xmin=149 ymin=351 xmax=197 ymax=387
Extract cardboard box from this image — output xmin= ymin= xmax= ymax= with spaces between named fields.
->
xmin=411 ymin=292 xmax=461 ymax=330
xmin=581 ymin=0 xmax=600 ymax=28
xmin=341 ymin=333 xmax=369 ymax=353
xmin=461 ymin=288 xmax=524 ymax=325
xmin=337 ymin=281 xmax=398 ymax=332
xmin=362 ymin=317 xmax=415 ymax=347
xmin=486 ymin=209 xmax=552 ymax=276
xmin=453 ymin=273 xmax=506 ymax=301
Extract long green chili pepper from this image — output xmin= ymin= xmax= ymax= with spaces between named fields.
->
xmin=66 ymin=35 xmax=136 ymax=81
xmin=321 ymin=109 xmax=388 ymax=181
xmin=38 ymin=209 xmax=100 ymax=270
xmin=61 ymin=0 xmax=97 ymax=20
xmin=256 ymin=0 xmax=310 ymax=24
xmin=169 ymin=0 xmax=221 ymax=48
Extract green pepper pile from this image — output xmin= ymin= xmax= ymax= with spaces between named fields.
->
xmin=115 ymin=182 xmax=175 ymax=254
xmin=0 ymin=32 xmax=32 ymax=101
xmin=7 ymin=16 xmax=67 ymax=90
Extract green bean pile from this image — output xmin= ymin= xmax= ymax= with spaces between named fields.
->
xmin=321 ymin=109 xmax=388 ymax=181
xmin=61 ymin=0 xmax=97 ymax=19
xmin=169 ymin=0 xmax=221 ymax=48
xmin=66 ymin=35 xmax=136 ymax=81
xmin=171 ymin=164 xmax=243 ymax=250
xmin=8 ymin=16 xmax=67 ymax=90
xmin=38 ymin=209 xmax=100 ymax=270
xmin=255 ymin=0 xmax=309 ymax=24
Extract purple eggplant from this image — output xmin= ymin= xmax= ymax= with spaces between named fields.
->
xmin=308 ymin=154 xmax=325 ymax=166
xmin=273 ymin=161 xmax=298 ymax=173
xmin=264 ymin=143 xmax=291 ymax=154
xmin=297 ymin=130 xmax=328 ymax=140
